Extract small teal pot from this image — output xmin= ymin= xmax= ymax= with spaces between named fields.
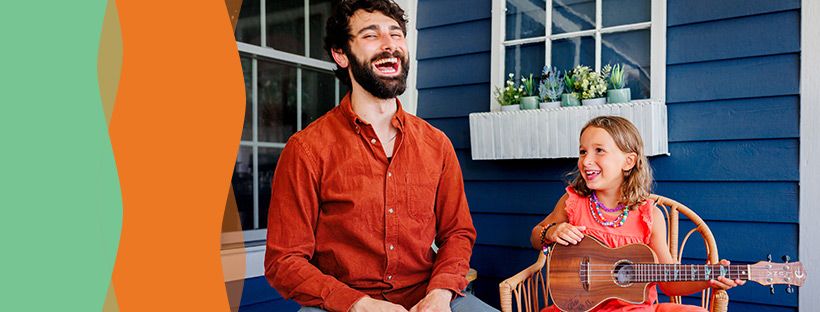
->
xmin=561 ymin=93 xmax=580 ymax=107
xmin=607 ymin=88 xmax=631 ymax=104
xmin=520 ymin=96 xmax=539 ymax=110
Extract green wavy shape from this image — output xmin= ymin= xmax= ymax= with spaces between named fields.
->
xmin=0 ymin=0 xmax=123 ymax=310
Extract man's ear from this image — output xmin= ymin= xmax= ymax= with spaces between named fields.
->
xmin=331 ymin=48 xmax=349 ymax=69
xmin=623 ymin=153 xmax=637 ymax=171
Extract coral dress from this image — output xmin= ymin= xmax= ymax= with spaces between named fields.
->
xmin=541 ymin=187 xmax=705 ymax=312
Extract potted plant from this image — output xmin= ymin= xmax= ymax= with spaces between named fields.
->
xmin=561 ymin=70 xmax=580 ymax=107
xmin=539 ymin=66 xmax=563 ymax=109
xmin=606 ymin=63 xmax=630 ymax=103
xmin=495 ymin=73 xmax=522 ymax=111
xmin=574 ymin=65 xmax=607 ymax=106
xmin=519 ymin=73 xmax=539 ymax=110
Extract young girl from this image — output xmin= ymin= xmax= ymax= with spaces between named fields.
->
xmin=530 ymin=116 xmax=744 ymax=312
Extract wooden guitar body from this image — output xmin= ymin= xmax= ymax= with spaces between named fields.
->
xmin=548 ymin=236 xmax=657 ymax=312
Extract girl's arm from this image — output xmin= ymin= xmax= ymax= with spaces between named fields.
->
xmin=529 ymin=193 xmax=586 ymax=249
xmin=648 ymin=206 xmax=745 ymax=295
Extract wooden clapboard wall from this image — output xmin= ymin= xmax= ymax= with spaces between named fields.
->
xmin=415 ymin=0 xmax=801 ymax=311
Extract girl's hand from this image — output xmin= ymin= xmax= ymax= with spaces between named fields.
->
xmin=548 ymin=223 xmax=587 ymax=245
xmin=709 ymin=260 xmax=746 ymax=290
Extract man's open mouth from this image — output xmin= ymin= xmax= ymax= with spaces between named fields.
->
xmin=372 ymin=57 xmax=399 ymax=75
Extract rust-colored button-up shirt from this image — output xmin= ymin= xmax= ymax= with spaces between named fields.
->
xmin=264 ymin=94 xmax=476 ymax=312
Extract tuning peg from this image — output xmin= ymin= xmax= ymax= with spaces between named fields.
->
xmin=782 ymin=255 xmax=791 ymax=263
xmin=767 ymin=254 xmax=773 ymax=262
xmin=770 ymin=285 xmax=776 ymax=294
xmin=786 ymin=285 xmax=794 ymax=294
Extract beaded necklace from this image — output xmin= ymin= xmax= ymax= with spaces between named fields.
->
xmin=591 ymin=192 xmax=624 ymax=212
xmin=588 ymin=192 xmax=629 ymax=227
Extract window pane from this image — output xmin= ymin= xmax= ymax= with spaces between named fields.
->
xmin=258 ymin=59 xmax=297 ymax=143
xmin=602 ymin=0 xmax=650 ymax=27
xmin=266 ymin=0 xmax=305 ymax=55
xmin=552 ymin=0 xmax=595 ymax=35
xmin=258 ymin=147 xmax=283 ymax=229
xmin=235 ymin=0 xmax=261 ymax=45
xmin=505 ymin=43 xmax=545 ymax=81
xmin=240 ymin=55 xmax=253 ymax=141
xmin=551 ymin=36 xmax=595 ymax=71
xmin=302 ymin=68 xmax=336 ymax=128
xmin=602 ymin=29 xmax=651 ymax=99
xmin=232 ymin=146 xmax=254 ymax=230
xmin=505 ymin=0 xmax=546 ymax=40
xmin=309 ymin=0 xmax=333 ymax=61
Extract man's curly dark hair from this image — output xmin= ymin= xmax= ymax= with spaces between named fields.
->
xmin=324 ymin=0 xmax=408 ymax=85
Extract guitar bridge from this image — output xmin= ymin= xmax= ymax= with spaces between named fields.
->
xmin=580 ymin=256 xmax=590 ymax=291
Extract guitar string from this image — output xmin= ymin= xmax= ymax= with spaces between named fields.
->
xmin=567 ymin=274 xmax=777 ymax=280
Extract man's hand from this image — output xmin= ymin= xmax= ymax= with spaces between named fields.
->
xmin=350 ymin=296 xmax=408 ymax=312
xmin=409 ymin=289 xmax=453 ymax=312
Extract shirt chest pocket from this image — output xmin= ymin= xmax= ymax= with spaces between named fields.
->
xmin=406 ymin=171 xmax=439 ymax=221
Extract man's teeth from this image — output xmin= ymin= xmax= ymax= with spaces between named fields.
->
xmin=374 ymin=58 xmax=398 ymax=65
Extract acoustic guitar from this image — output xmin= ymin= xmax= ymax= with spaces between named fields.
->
xmin=547 ymin=236 xmax=806 ymax=312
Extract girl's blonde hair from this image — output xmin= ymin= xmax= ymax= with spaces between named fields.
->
xmin=569 ymin=116 xmax=653 ymax=208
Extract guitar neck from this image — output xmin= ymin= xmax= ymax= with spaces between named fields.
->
xmin=630 ymin=263 xmax=749 ymax=283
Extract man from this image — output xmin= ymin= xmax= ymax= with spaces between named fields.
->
xmin=264 ymin=1 xmax=497 ymax=312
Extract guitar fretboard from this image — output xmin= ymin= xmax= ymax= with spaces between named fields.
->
xmin=629 ymin=264 xmax=749 ymax=282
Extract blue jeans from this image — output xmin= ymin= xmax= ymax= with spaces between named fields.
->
xmin=298 ymin=293 xmax=499 ymax=312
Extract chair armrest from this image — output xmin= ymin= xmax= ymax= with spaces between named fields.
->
xmin=499 ymin=252 xmax=548 ymax=312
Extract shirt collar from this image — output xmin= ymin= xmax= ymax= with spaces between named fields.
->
xmin=339 ymin=92 xmax=406 ymax=133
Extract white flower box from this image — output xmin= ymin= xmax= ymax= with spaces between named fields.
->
xmin=468 ymin=100 xmax=668 ymax=160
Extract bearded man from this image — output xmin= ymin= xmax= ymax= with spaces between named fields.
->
xmin=263 ymin=1 xmax=497 ymax=312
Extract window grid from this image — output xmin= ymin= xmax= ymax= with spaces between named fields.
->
xmin=492 ymin=0 xmax=666 ymax=111
xmin=235 ymin=0 xmax=341 ymax=234
xmin=503 ymin=0 xmax=652 ymax=72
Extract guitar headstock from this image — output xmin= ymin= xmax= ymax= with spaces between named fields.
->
xmin=749 ymin=259 xmax=806 ymax=287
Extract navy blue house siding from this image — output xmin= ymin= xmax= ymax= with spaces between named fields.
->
xmin=416 ymin=0 xmax=801 ymax=311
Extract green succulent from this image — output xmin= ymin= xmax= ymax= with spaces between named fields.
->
xmin=609 ymin=64 xmax=627 ymax=89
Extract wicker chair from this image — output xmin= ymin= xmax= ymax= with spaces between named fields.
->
xmin=498 ymin=195 xmax=728 ymax=312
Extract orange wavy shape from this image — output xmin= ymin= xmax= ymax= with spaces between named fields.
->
xmin=109 ymin=0 xmax=245 ymax=310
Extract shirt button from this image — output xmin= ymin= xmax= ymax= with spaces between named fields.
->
xmin=387 ymin=275 xmax=393 ymax=280
xmin=387 ymin=172 xmax=392 ymax=177
xmin=370 ymin=138 xmax=377 ymax=144
xmin=388 ymin=208 xmax=394 ymax=214
xmin=389 ymin=244 xmax=395 ymax=251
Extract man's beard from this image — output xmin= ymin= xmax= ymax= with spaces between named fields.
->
xmin=348 ymin=51 xmax=409 ymax=99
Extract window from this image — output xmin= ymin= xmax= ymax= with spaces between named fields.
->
xmin=229 ymin=0 xmax=348 ymax=243
xmin=490 ymin=0 xmax=666 ymax=111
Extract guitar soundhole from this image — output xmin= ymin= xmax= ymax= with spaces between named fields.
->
xmin=613 ymin=260 xmax=635 ymax=287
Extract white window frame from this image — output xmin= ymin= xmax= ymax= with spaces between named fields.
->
xmin=490 ymin=0 xmax=666 ymax=111
xmin=394 ymin=0 xmax=418 ymax=115
xmin=224 ymin=0 xmax=342 ymax=246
